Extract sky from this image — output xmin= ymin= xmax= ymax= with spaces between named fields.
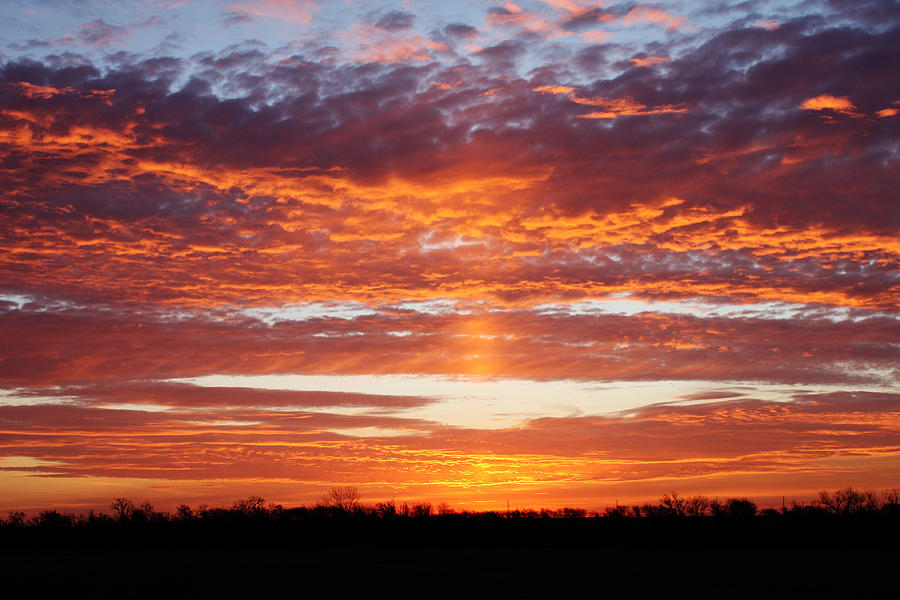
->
xmin=1 ymin=0 xmax=899 ymax=513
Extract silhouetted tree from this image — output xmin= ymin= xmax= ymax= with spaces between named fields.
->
xmin=660 ymin=492 xmax=688 ymax=516
xmin=233 ymin=496 xmax=267 ymax=515
xmin=862 ymin=489 xmax=880 ymax=512
xmin=131 ymin=500 xmax=156 ymax=523
xmin=322 ymin=486 xmax=361 ymax=512
xmin=882 ymin=489 xmax=900 ymax=516
xmin=685 ymin=495 xmax=710 ymax=517
xmin=436 ymin=502 xmax=455 ymax=516
xmin=175 ymin=504 xmax=194 ymax=520
xmin=375 ymin=499 xmax=397 ymax=518
xmin=34 ymin=510 xmax=74 ymax=529
xmin=110 ymin=497 xmax=136 ymax=521
xmin=5 ymin=511 xmax=26 ymax=527
xmin=818 ymin=487 xmax=866 ymax=515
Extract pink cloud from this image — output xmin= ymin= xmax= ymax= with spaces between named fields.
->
xmin=579 ymin=29 xmax=610 ymax=43
xmin=227 ymin=0 xmax=316 ymax=23
xmin=752 ymin=19 xmax=780 ymax=30
xmin=623 ymin=5 xmax=687 ymax=31
xmin=345 ymin=25 xmax=443 ymax=64
xmin=630 ymin=55 xmax=668 ymax=68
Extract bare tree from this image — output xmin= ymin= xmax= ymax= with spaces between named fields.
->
xmin=686 ymin=495 xmax=711 ymax=517
xmin=375 ymin=499 xmax=397 ymax=518
xmin=660 ymin=491 xmax=688 ymax=516
xmin=233 ymin=496 xmax=267 ymax=515
xmin=110 ymin=497 xmax=135 ymax=521
xmin=436 ymin=502 xmax=455 ymax=516
xmin=818 ymin=487 xmax=865 ymax=515
xmin=322 ymin=486 xmax=361 ymax=512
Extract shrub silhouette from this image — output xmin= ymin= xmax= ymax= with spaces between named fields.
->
xmin=724 ymin=498 xmax=757 ymax=518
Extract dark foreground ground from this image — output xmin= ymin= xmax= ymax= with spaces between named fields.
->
xmin=2 ymin=514 xmax=898 ymax=597
xmin=3 ymin=542 xmax=898 ymax=597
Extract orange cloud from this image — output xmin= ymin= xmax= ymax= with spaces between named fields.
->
xmin=800 ymin=94 xmax=860 ymax=116
xmin=11 ymin=82 xmax=116 ymax=103
xmin=630 ymin=56 xmax=668 ymax=67
xmin=2 ymin=96 xmax=898 ymax=311
xmin=572 ymin=95 xmax=687 ymax=118
xmin=532 ymin=85 xmax=575 ymax=95
xmin=532 ymin=87 xmax=687 ymax=119
xmin=2 ymin=391 xmax=898 ymax=511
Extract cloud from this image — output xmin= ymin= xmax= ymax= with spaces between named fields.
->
xmin=622 ymin=5 xmax=687 ymax=31
xmin=560 ymin=7 xmax=616 ymax=31
xmin=825 ymin=0 xmax=900 ymax=25
xmin=629 ymin=55 xmax=667 ymax=68
xmin=532 ymin=85 xmax=687 ymax=117
xmin=2 ymin=21 xmax=900 ymax=317
xmin=219 ymin=11 xmax=255 ymax=26
xmin=226 ymin=0 xmax=316 ymax=23
xmin=443 ymin=23 xmax=479 ymax=39
xmin=752 ymin=20 xmax=780 ymax=31
xmin=77 ymin=19 xmax=130 ymax=47
xmin=2 ymin=302 xmax=897 ymax=387
xmin=28 ymin=381 xmax=436 ymax=410
xmin=374 ymin=10 xmax=415 ymax=32
xmin=2 ymin=392 xmax=898 ymax=501
xmin=486 ymin=3 xmax=569 ymax=39
xmin=800 ymin=94 xmax=860 ymax=115
xmin=571 ymin=95 xmax=687 ymax=118
xmin=532 ymin=85 xmax=575 ymax=94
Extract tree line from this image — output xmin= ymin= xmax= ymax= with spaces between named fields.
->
xmin=4 ymin=486 xmax=899 ymax=529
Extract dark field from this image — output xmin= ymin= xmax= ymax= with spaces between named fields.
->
xmin=3 ymin=542 xmax=898 ymax=597
xmin=3 ymin=506 xmax=898 ymax=597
